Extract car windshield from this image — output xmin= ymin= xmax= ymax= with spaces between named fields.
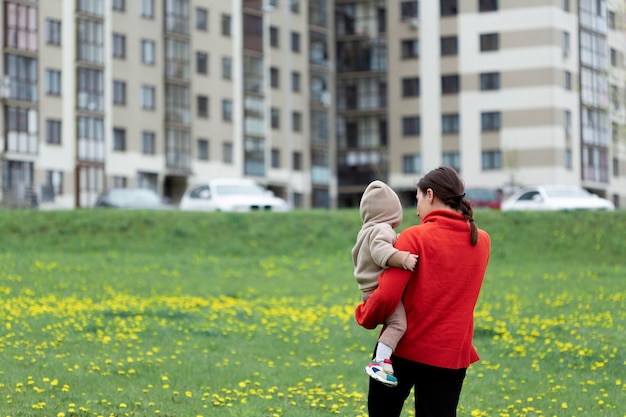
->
xmin=109 ymin=189 xmax=161 ymax=205
xmin=545 ymin=188 xmax=592 ymax=199
xmin=215 ymin=184 xmax=266 ymax=196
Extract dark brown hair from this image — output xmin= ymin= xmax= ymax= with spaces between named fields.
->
xmin=417 ymin=166 xmax=478 ymax=245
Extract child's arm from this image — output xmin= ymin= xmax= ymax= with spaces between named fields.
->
xmin=387 ymin=250 xmax=419 ymax=271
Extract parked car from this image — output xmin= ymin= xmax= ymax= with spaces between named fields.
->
xmin=464 ymin=187 xmax=501 ymax=209
xmin=501 ymin=184 xmax=615 ymax=212
xmin=179 ymin=178 xmax=291 ymax=212
xmin=94 ymin=188 xmax=172 ymax=210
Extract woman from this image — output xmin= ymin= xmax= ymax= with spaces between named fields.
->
xmin=355 ymin=166 xmax=491 ymax=417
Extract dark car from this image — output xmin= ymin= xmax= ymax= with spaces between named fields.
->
xmin=94 ymin=188 xmax=171 ymax=210
xmin=464 ymin=187 xmax=501 ymax=210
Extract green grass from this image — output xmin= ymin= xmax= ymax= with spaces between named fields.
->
xmin=0 ymin=209 xmax=624 ymax=417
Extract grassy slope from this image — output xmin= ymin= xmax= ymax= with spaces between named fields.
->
xmin=1 ymin=208 xmax=624 ymax=264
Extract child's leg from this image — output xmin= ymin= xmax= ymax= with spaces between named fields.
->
xmin=377 ymin=301 xmax=407 ymax=354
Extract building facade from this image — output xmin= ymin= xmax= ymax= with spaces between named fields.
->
xmin=0 ymin=0 xmax=624 ymax=209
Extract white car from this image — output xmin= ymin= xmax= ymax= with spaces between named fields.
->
xmin=179 ymin=178 xmax=291 ymax=212
xmin=501 ymin=184 xmax=615 ymax=212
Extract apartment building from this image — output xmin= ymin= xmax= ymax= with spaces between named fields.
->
xmin=1 ymin=0 xmax=624 ymax=210
xmin=0 ymin=0 xmax=334 ymax=209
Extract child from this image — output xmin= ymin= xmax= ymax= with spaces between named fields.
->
xmin=352 ymin=180 xmax=418 ymax=387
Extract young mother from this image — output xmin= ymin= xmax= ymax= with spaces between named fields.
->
xmin=355 ymin=166 xmax=491 ymax=417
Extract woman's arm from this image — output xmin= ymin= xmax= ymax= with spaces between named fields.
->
xmin=354 ymin=266 xmax=412 ymax=329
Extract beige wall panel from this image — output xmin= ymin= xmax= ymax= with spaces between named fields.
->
xmin=503 ymin=68 xmax=560 ymax=88
xmin=442 ymin=136 xmax=459 ymax=152
xmin=440 ymin=57 xmax=459 ymax=73
xmin=481 ymin=133 xmax=501 ymax=149
xmin=502 ymin=28 xmax=561 ymax=49
xmin=440 ymin=19 xmax=457 ymax=35
xmin=516 ymin=148 xmax=562 ymax=166
xmin=462 ymin=73 xmax=479 ymax=91
xmin=503 ymin=108 xmax=560 ymax=128
xmin=441 ymin=96 xmax=459 ymax=112
xmin=502 ymin=0 xmax=563 ymax=10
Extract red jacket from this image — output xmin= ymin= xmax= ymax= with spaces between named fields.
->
xmin=355 ymin=210 xmax=491 ymax=369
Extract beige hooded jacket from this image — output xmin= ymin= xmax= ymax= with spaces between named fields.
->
xmin=352 ymin=180 xmax=403 ymax=293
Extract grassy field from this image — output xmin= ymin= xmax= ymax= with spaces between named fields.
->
xmin=0 ymin=208 xmax=624 ymax=417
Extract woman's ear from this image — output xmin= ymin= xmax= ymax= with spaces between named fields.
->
xmin=426 ymin=188 xmax=435 ymax=204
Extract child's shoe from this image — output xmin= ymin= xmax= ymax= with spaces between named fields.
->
xmin=364 ymin=358 xmax=398 ymax=387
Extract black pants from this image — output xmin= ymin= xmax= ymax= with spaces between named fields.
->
xmin=368 ymin=355 xmax=467 ymax=417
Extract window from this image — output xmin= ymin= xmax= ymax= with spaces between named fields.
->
xmin=141 ymin=40 xmax=155 ymax=64
xmin=77 ymin=116 xmax=104 ymax=161
xmin=46 ymin=119 xmax=62 ymax=144
xmin=222 ymin=99 xmax=233 ymax=122
xmin=113 ymin=80 xmax=126 ymax=105
xmin=222 ymin=57 xmax=232 ymax=80
xmin=113 ymin=128 xmax=126 ymax=151
xmin=401 ymin=39 xmax=419 ymax=58
xmin=196 ymin=8 xmax=208 ymax=30
xmin=142 ymin=131 xmax=155 ymax=154
xmin=142 ymin=0 xmax=154 ymax=17
xmin=479 ymin=0 xmax=498 ymax=12
xmin=442 ymin=152 xmax=461 ymax=172
xmin=77 ymin=19 xmax=104 ymax=64
xmin=113 ymin=33 xmax=126 ymax=58
xmin=480 ymin=72 xmax=500 ymax=90
xmin=401 ymin=1 xmax=419 ymax=19
xmin=565 ymin=148 xmax=572 ymax=170
xmin=562 ymin=0 xmax=569 ymax=11
xmin=564 ymin=109 xmax=572 ymax=138
xmin=4 ymin=107 xmax=38 ymax=154
xmin=441 ymin=36 xmax=458 ymax=56
xmin=45 ymin=69 xmax=61 ymax=96
xmin=563 ymin=70 xmax=572 ymax=90
xmin=441 ymin=75 xmax=460 ymax=94
xmin=440 ymin=0 xmax=458 ymax=16
xmin=165 ymin=0 xmax=190 ymax=35
xmin=4 ymin=3 xmax=38 ymax=52
xmin=290 ymin=0 xmax=300 ymax=13
xmin=611 ymin=85 xmax=620 ymax=109
xmin=293 ymin=152 xmax=303 ymax=171
xmin=292 ymin=112 xmax=302 ymax=132
xmin=482 ymin=150 xmax=502 ymax=170
xmin=402 ymin=116 xmax=421 ymax=136
xmin=403 ymin=154 xmax=422 ymax=174
xmin=271 ymin=107 xmax=280 ymax=128
xmin=270 ymin=26 xmax=279 ymax=47
xmin=142 ymin=85 xmax=155 ymax=110
xmin=112 ymin=176 xmax=127 ymax=188
xmin=46 ymin=170 xmax=63 ymax=196
xmin=291 ymin=71 xmax=301 ymax=92
xmin=402 ymin=77 xmax=420 ymax=97
xmin=223 ymin=142 xmax=233 ymax=163
xmin=481 ymin=111 xmax=501 ymax=131
xmin=197 ymin=95 xmax=209 ymax=118
xmin=613 ymin=157 xmax=619 ymax=177
xmin=77 ymin=67 xmax=104 ymax=111
xmin=165 ymin=38 xmax=190 ymax=79
xmin=165 ymin=84 xmax=190 ymax=123
xmin=562 ymin=31 xmax=570 ymax=58
xmin=197 ymin=139 xmax=209 ymax=160
xmin=271 ymin=148 xmax=280 ymax=168
xmin=608 ymin=10 xmax=615 ymax=29
xmin=442 ymin=113 xmax=460 ymax=134
xmin=196 ymin=52 xmax=208 ymax=74
xmin=45 ymin=19 xmax=61 ymax=45
xmin=480 ymin=33 xmax=499 ymax=51
xmin=112 ymin=0 xmax=125 ymax=11
xmin=610 ymin=48 xmax=618 ymax=66
xmin=270 ymin=67 xmax=280 ymax=88
xmin=291 ymin=32 xmax=301 ymax=52
xmin=221 ymin=14 xmax=231 ymax=37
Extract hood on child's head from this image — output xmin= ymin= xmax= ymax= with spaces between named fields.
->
xmin=359 ymin=180 xmax=403 ymax=227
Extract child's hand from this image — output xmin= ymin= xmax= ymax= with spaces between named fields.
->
xmin=403 ymin=253 xmax=419 ymax=271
